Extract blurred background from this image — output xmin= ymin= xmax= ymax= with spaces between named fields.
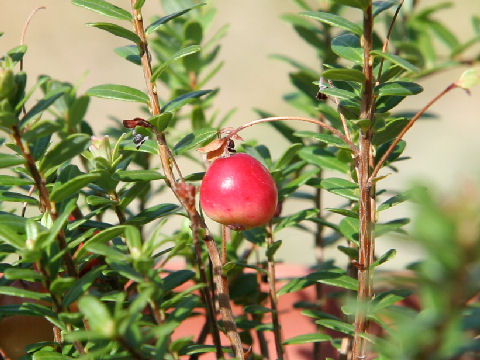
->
xmin=1 ymin=0 xmax=479 ymax=267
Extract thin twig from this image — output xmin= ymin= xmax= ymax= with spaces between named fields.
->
xmin=20 ymin=6 xmax=46 ymax=71
xmin=266 ymin=222 xmax=284 ymax=360
xmin=327 ymin=80 xmax=352 ymax=142
xmin=375 ymin=0 xmax=405 ymax=86
xmin=235 ymin=116 xmax=358 ymax=154
xmin=370 ymin=82 xmax=458 ymax=181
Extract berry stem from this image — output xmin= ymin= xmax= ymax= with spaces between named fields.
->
xmin=235 ymin=116 xmax=358 ymax=154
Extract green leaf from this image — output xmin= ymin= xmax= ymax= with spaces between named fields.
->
xmin=244 ymin=305 xmax=272 ymax=315
xmin=274 ymin=143 xmax=303 ymax=170
xmin=151 ymin=45 xmax=202 ymax=82
xmin=68 ymin=95 xmax=90 ymax=128
xmin=117 ymin=169 xmax=164 ymax=182
xmin=180 ymin=344 xmax=231 ymax=356
xmin=0 ymin=285 xmax=50 ymax=302
xmin=376 ymin=218 xmax=409 ymax=237
xmin=302 ymin=11 xmax=362 ymax=35
xmin=332 ymin=0 xmax=369 ymax=9
xmin=322 ymin=68 xmax=365 ymax=82
xmin=72 ymin=0 xmax=132 ymax=21
xmin=162 ymin=89 xmax=212 ymax=113
xmin=148 ymin=112 xmax=172 ymax=132
xmin=86 ymin=84 xmax=149 ymax=103
xmin=331 ymin=34 xmax=363 ymax=63
xmin=316 ymin=318 xmax=354 ymax=335
xmin=456 ymin=68 xmax=480 ymax=90
xmin=0 ymin=175 xmax=33 ymax=186
xmin=86 ymin=242 xmax=129 ymax=261
xmin=145 ymin=3 xmax=205 ymax=34
xmin=371 ymin=50 xmax=419 ymax=73
xmin=78 ymin=295 xmax=114 ymax=336
xmin=114 ymin=45 xmax=141 ymax=65
xmin=372 ymin=117 xmax=408 ymax=146
xmin=0 ymin=154 xmax=25 ymax=168
xmin=33 ymin=351 xmax=72 ymax=360
xmin=125 ymin=225 xmax=142 ymax=257
xmin=372 ymin=248 xmax=396 ymax=267
xmin=0 ymin=191 xmax=38 ymax=205
xmin=320 ymin=178 xmax=358 ymax=201
xmin=86 ymin=22 xmax=140 ymax=43
xmin=21 ymin=86 xmax=70 ymax=127
xmin=4 ymin=268 xmax=44 ymax=281
xmin=126 ymin=203 xmax=180 ymax=225
xmin=372 ymin=289 xmax=412 ymax=311
xmin=163 ymin=270 xmax=195 ymax=291
xmin=375 ymin=81 xmax=423 ymax=96
xmin=275 ymin=208 xmax=319 ymax=232
xmin=266 ymin=240 xmax=282 ymax=259
xmin=327 ymin=208 xmax=358 ymax=218
xmin=23 ymin=120 xmax=63 ymax=142
xmin=377 ymin=193 xmax=408 ymax=211
xmin=63 ymin=266 xmax=106 ymax=307
xmin=39 ymin=198 xmax=77 ymax=251
xmin=0 ymin=221 xmax=26 ymax=249
xmin=173 ymin=127 xmax=217 ymax=155
xmin=373 ymin=0 xmax=398 ymax=16
xmin=50 ymin=173 xmax=101 ymax=202
xmin=339 ymin=217 xmax=359 ymax=244
xmin=317 ymin=86 xmax=359 ymax=101
xmin=4 ymin=45 xmax=28 ymax=63
xmin=50 ymin=277 xmax=76 ymax=297
xmin=428 ymin=19 xmax=458 ymax=50
xmin=283 ymin=333 xmax=332 ymax=345
xmin=294 ymin=131 xmax=349 ymax=148
xmin=39 ymin=134 xmax=90 ymax=172
xmin=299 ymin=147 xmax=349 ymax=173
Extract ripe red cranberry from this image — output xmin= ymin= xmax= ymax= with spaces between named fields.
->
xmin=200 ymin=153 xmax=278 ymax=230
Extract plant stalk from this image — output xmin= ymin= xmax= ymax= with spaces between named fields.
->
xmin=266 ymin=222 xmax=284 ymax=360
xmin=129 ymin=4 xmax=242 ymax=357
xmin=352 ymin=2 xmax=376 ymax=359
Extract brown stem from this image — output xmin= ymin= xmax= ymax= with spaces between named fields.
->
xmin=111 ymin=191 xmax=126 ymax=224
xmin=192 ymin=223 xmax=223 ymax=359
xmin=375 ymin=0 xmax=405 ymax=86
xmin=118 ymin=336 xmax=148 ymax=360
xmin=266 ymin=222 xmax=284 ymax=360
xmin=129 ymin=3 xmax=242 ymax=356
xmin=236 ymin=116 xmax=358 ymax=154
xmin=352 ymin=2 xmax=376 ymax=360
xmin=205 ymin=225 xmax=243 ymax=359
xmin=13 ymin=125 xmax=78 ymax=277
xmin=370 ymin=82 xmax=458 ymax=181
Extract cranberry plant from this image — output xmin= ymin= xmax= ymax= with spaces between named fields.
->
xmin=0 ymin=0 xmax=479 ymax=360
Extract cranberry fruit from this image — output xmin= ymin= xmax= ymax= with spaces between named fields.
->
xmin=200 ymin=153 xmax=278 ymax=230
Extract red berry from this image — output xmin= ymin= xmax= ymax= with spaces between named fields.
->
xmin=200 ymin=153 xmax=278 ymax=229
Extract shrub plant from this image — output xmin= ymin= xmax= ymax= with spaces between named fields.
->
xmin=0 ymin=0 xmax=479 ymax=359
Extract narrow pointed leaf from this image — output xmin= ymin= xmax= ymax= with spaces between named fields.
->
xmin=151 ymin=45 xmax=201 ymax=82
xmin=72 ymin=0 xmax=132 ymax=21
xmin=50 ymin=173 xmax=102 ymax=202
xmin=145 ymin=4 xmax=205 ymax=34
xmin=302 ymin=11 xmax=362 ymax=35
xmin=86 ymin=84 xmax=149 ymax=103
xmin=332 ymin=34 xmax=363 ymax=63
xmin=162 ymin=89 xmax=212 ymax=113
xmin=320 ymin=177 xmax=359 ymax=200
xmin=375 ymin=81 xmax=423 ymax=96
xmin=371 ymin=50 xmax=419 ymax=73
xmin=283 ymin=333 xmax=332 ymax=345
xmin=173 ymin=127 xmax=217 ymax=155
xmin=39 ymin=134 xmax=90 ymax=172
xmin=114 ymin=45 xmax=141 ymax=65
xmin=322 ymin=68 xmax=365 ymax=82
xmin=86 ymin=22 xmax=140 ymax=44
